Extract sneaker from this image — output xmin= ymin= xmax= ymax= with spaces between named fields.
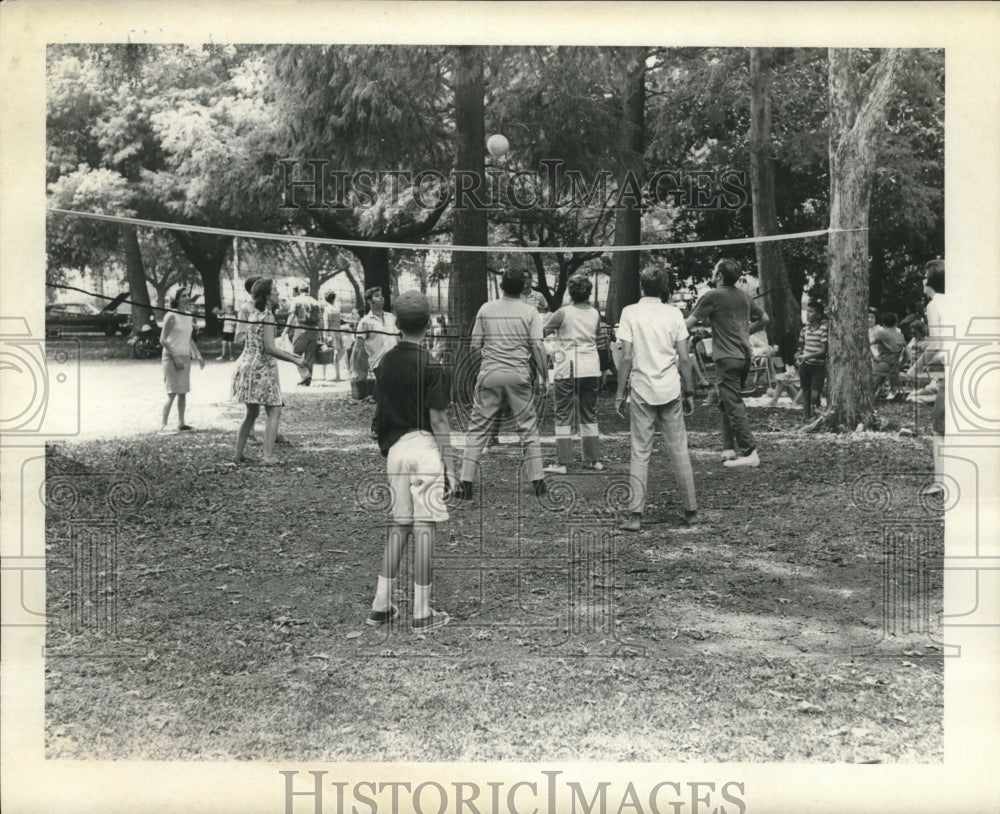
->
xmin=682 ymin=510 xmax=699 ymax=527
xmin=533 ymin=479 xmax=548 ymax=497
xmin=585 ymin=461 xmax=605 ymax=471
xmin=454 ymin=481 xmax=474 ymax=501
xmin=177 ymin=424 xmax=194 ymax=431
xmin=921 ymin=482 xmax=945 ymax=497
xmin=366 ymin=604 xmax=399 ymax=627
xmin=721 ymin=449 xmax=737 ymax=461
xmin=723 ymin=449 xmax=760 ymax=468
xmin=412 ymin=609 xmax=450 ymax=632
xmin=543 ymin=464 xmax=567 ymax=475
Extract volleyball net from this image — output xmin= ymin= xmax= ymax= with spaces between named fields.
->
xmin=46 ymin=207 xmax=852 ymax=336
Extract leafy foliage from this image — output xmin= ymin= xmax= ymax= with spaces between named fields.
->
xmin=47 ymin=45 xmax=943 ymax=319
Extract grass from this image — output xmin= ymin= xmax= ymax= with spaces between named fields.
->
xmin=45 ymin=386 xmax=945 ymax=762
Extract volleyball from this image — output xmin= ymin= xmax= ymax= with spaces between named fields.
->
xmin=486 ymin=134 xmax=510 ymax=157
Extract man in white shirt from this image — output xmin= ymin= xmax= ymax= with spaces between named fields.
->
xmin=521 ymin=269 xmax=549 ymax=314
xmin=615 ymin=268 xmax=698 ymax=532
xmin=356 ymin=287 xmax=399 ymax=376
xmin=913 ymin=259 xmax=949 ymax=495
xmin=356 ymin=287 xmax=399 ymax=432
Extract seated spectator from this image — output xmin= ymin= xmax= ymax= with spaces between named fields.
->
xmin=867 ymin=308 xmax=880 ymax=357
xmin=749 ymin=328 xmax=771 ymax=358
xmin=901 ymin=320 xmax=931 ymax=390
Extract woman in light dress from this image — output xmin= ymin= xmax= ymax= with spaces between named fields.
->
xmin=231 ymin=279 xmax=308 ymax=465
xmin=160 ymin=287 xmax=204 ymax=432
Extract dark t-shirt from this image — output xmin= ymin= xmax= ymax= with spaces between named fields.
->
xmin=689 ymin=285 xmax=763 ymax=361
xmin=374 ymin=341 xmax=449 ymax=457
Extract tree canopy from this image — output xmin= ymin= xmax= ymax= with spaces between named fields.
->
xmin=47 ymin=44 xmax=943 ymax=336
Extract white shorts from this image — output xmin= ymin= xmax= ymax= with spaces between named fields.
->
xmin=386 ymin=431 xmax=449 ymax=524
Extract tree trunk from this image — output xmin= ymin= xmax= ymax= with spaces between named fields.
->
xmin=352 ymin=246 xmax=392 ymax=311
xmin=342 ymin=265 xmax=364 ymax=313
xmin=825 ymin=48 xmax=903 ymax=431
xmin=749 ymin=48 xmax=801 ymax=364
xmin=122 ymin=224 xmax=152 ymax=334
xmin=450 ymin=46 xmax=489 ymax=404
xmin=172 ymin=232 xmax=232 ymax=335
xmin=605 ymin=49 xmax=646 ymax=325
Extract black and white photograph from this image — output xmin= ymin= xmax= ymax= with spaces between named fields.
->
xmin=2 ymin=3 xmax=998 ymax=813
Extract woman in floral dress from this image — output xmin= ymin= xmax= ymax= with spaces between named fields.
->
xmin=232 ymin=279 xmax=308 ymax=465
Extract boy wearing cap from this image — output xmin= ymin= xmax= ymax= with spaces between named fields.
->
xmin=367 ymin=290 xmax=457 ymax=632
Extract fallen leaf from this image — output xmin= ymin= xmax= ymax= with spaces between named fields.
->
xmin=797 ymin=700 xmax=824 ymax=714
xmin=345 ymin=631 xmax=362 ymax=640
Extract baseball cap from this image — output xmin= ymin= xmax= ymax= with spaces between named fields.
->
xmin=393 ymin=290 xmax=431 ymax=329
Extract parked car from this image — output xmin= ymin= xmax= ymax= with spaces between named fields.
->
xmin=45 ymin=293 xmax=132 ymax=336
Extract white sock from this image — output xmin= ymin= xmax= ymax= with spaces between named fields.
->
xmin=372 ymin=576 xmax=395 ymax=611
xmin=414 ymin=583 xmax=431 ymax=619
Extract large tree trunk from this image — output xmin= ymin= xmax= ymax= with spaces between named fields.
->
xmin=825 ymin=48 xmax=903 ymax=431
xmin=351 ymin=246 xmax=392 ymax=311
xmin=605 ymin=49 xmax=646 ymax=325
xmin=342 ymin=265 xmax=364 ymax=313
xmin=749 ymin=48 xmax=801 ymax=364
xmin=122 ymin=224 xmax=152 ymax=335
xmin=172 ymin=232 xmax=232 ymax=335
xmin=449 ymin=46 xmax=489 ymax=403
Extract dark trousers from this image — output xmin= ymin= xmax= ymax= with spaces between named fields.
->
xmin=932 ymin=379 xmax=945 ymax=436
xmin=292 ymin=327 xmax=319 ymax=378
xmin=370 ymin=364 xmax=381 ymax=432
xmin=798 ymin=363 xmax=826 ymax=420
xmin=716 ymin=355 xmax=756 ymax=455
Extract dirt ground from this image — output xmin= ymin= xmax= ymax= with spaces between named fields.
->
xmin=44 ymin=342 xmax=945 ymax=762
